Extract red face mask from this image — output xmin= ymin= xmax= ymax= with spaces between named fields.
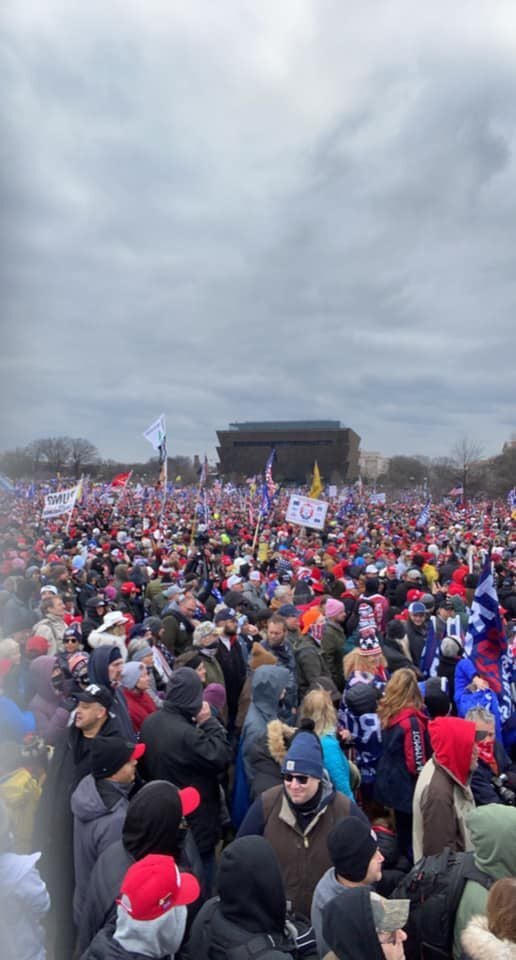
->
xmin=477 ymin=740 xmax=496 ymax=770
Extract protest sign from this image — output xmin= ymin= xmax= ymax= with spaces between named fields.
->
xmin=286 ymin=494 xmax=328 ymax=531
xmin=42 ymin=484 xmax=80 ymax=519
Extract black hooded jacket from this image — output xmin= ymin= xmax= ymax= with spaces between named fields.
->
xmin=322 ymin=887 xmax=384 ymax=960
xmin=140 ymin=668 xmax=231 ymax=853
xmin=88 ymin=646 xmax=135 ymax=741
xmin=187 ymin=836 xmax=294 ymax=960
xmin=78 ymin=780 xmax=203 ymax=953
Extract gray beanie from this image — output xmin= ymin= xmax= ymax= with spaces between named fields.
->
xmin=121 ymin=661 xmax=144 ymax=690
xmin=132 ymin=645 xmax=153 ymax=663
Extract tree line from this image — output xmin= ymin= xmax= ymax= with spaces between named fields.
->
xmin=0 ymin=437 xmax=202 ymax=485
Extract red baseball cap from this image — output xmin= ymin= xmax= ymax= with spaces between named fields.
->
xmin=118 ymin=854 xmax=200 ymax=921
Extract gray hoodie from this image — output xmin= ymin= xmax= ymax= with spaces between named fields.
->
xmin=71 ymin=774 xmax=129 ymax=924
xmin=311 ymin=867 xmax=347 ymax=958
xmin=241 ymin=665 xmax=290 ymax=783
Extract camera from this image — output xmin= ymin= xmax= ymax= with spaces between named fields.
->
xmin=492 ymin=774 xmax=516 ymax=806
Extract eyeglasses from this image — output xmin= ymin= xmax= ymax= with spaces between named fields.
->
xmin=283 ymin=773 xmax=309 ymax=785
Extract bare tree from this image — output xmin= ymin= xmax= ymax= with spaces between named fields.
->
xmin=69 ymin=438 xmax=99 ymax=479
xmin=26 ymin=439 xmax=49 ymax=477
xmin=37 ymin=436 xmax=72 ymax=475
xmin=451 ymin=436 xmax=483 ymax=502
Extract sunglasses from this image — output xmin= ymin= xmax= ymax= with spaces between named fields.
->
xmin=474 ymin=729 xmax=492 ymax=741
xmin=283 ymin=773 xmax=309 ymax=785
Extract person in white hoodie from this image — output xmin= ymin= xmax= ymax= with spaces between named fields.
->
xmin=83 ymin=853 xmax=200 ymax=959
xmin=0 ymin=797 xmax=50 ymax=960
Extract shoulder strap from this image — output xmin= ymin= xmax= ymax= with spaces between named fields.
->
xmin=226 ymin=934 xmax=284 ymax=960
xmin=461 ymin=853 xmax=493 ymax=891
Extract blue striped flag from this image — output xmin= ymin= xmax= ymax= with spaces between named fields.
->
xmin=260 ymin=449 xmax=277 ymax=516
xmin=466 ymin=557 xmax=512 ymax=722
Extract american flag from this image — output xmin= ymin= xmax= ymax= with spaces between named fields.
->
xmin=508 ymin=487 xmax=516 ymax=509
xmin=260 ymin=449 xmax=277 ymax=515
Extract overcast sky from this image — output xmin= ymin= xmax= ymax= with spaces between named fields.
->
xmin=1 ymin=1 xmax=515 ymax=464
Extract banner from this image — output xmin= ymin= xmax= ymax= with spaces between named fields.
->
xmin=368 ymin=493 xmax=386 ymax=505
xmin=42 ymin=484 xmax=80 ymax=519
xmin=286 ymin=494 xmax=328 ymax=531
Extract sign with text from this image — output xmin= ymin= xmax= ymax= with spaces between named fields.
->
xmin=286 ymin=494 xmax=328 ymax=531
xmin=42 ymin=484 xmax=80 ymax=519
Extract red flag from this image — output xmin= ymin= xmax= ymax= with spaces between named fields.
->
xmin=111 ymin=472 xmax=131 ymax=488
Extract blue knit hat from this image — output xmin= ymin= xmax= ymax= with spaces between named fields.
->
xmin=281 ymin=730 xmax=323 ymax=780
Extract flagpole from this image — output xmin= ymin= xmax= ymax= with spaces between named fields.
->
xmin=251 ymin=510 xmax=263 ymax=554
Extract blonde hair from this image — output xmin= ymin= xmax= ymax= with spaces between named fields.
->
xmin=343 ymin=648 xmax=387 ymax=680
xmin=299 ymin=688 xmax=337 ymax=736
xmin=377 ymin=668 xmax=423 ymax=729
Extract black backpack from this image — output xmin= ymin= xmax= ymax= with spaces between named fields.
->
xmin=390 ymin=847 xmax=493 ymax=960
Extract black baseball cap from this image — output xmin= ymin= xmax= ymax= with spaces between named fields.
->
xmin=76 ymin=683 xmax=114 ymax=710
xmin=91 ymin=736 xmax=146 ymax=779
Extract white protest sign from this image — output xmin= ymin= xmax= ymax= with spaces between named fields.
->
xmin=42 ymin=484 xmax=80 ymax=519
xmin=286 ymin=494 xmax=328 ymax=531
xmin=328 ymin=485 xmax=337 ymax=499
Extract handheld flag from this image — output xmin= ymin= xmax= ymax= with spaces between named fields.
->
xmin=465 ymin=556 xmax=511 ymax=722
xmin=416 ymin=499 xmax=431 ymax=529
xmin=111 ymin=472 xmax=131 ymax=488
xmin=0 ymin=474 xmax=15 ymax=495
xmin=260 ymin=449 xmax=277 ymax=516
xmin=309 ymin=461 xmax=323 ymax=499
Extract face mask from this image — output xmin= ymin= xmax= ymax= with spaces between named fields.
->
xmin=51 ymin=673 xmax=64 ymax=692
xmin=478 ymin=740 xmax=496 ymax=768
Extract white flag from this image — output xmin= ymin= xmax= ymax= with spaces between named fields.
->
xmin=42 ymin=484 xmax=80 ymax=519
xmin=143 ymin=414 xmax=166 ymax=452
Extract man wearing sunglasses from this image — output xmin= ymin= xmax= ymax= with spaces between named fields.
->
xmin=237 ymin=725 xmax=367 ymax=917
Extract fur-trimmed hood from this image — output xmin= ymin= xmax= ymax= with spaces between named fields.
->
xmin=266 ymin=719 xmax=297 ymax=766
xmin=461 ymin=915 xmax=516 ymax=960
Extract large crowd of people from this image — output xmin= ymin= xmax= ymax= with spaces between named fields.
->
xmin=0 ymin=481 xmax=515 ymax=960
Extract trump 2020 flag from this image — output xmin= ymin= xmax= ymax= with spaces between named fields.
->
xmin=466 ymin=556 xmax=512 ymax=722
xmin=260 ymin=449 xmax=277 ymax=516
xmin=416 ymin=499 xmax=431 ymax=529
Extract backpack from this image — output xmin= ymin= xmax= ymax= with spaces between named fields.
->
xmin=390 ymin=847 xmax=493 ymax=960
xmin=192 ymin=897 xmax=317 ymax=960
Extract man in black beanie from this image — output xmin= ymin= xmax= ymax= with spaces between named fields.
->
xmin=71 ymin=736 xmax=145 ymax=924
xmin=311 ymin=816 xmax=384 ymax=957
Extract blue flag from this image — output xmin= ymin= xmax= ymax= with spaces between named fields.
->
xmin=260 ymin=449 xmax=276 ymax=516
xmin=466 ymin=557 xmax=512 ymax=722
xmin=416 ymin=499 xmax=431 ymax=529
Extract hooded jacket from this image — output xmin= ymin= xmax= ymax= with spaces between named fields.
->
xmin=461 ymin=915 xmax=516 ymax=960
xmin=71 ymin=773 xmax=129 ymax=924
xmin=412 ymin=716 xmax=476 ymax=861
xmin=0 ymin=850 xmax=50 ymax=960
xmin=321 ymin=887 xmax=384 ymax=960
xmin=140 ymin=669 xmax=231 ymax=854
xmin=27 ymin=655 xmax=69 ymax=745
xmin=311 ymin=867 xmax=347 ymax=957
xmin=452 ymin=805 xmax=516 ymax=960
xmin=84 ymin=905 xmax=187 ymax=960
xmin=88 ymin=646 xmax=135 ymax=741
xmin=241 ymin=666 xmax=290 ymax=784
xmin=78 ymin=779 xmax=203 ymax=953
xmin=374 ymin=706 xmax=430 ymax=814
xmin=188 ymin=836 xmax=290 ymax=960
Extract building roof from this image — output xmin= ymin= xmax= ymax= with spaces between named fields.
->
xmin=227 ymin=420 xmax=343 ymax=432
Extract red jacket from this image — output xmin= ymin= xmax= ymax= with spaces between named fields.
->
xmin=122 ymin=687 xmax=157 ymax=734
